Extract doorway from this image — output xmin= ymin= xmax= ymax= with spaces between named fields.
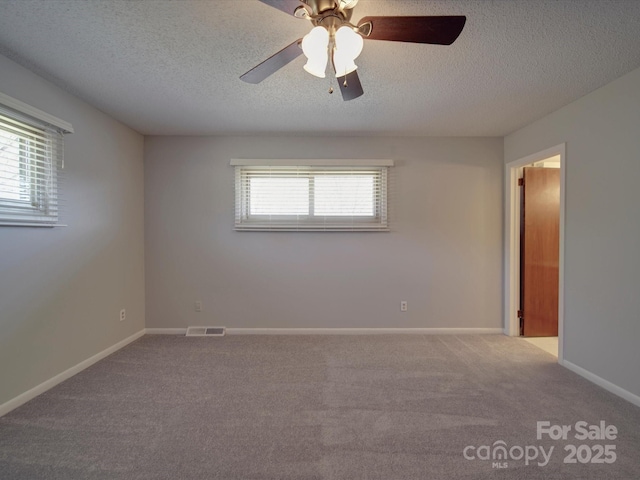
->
xmin=520 ymin=164 xmax=560 ymax=337
xmin=505 ymin=144 xmax=565 ymax=362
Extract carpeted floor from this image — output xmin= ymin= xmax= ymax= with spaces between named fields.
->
xmin=1 ymin=334 xmax=639 ymax=479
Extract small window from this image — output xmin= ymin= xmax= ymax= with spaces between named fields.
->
xmin=232 ymin=160 xmax=392 ymax=231
xmin=0 ymin=94 xmax=72 ymax=226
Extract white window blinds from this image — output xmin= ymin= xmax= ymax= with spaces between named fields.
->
xmin=0 ymin=93 xmax=72 ymax=227
xmin=232 ymin=159 xmax=393 ymax=232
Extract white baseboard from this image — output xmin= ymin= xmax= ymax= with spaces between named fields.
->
xmin=226 ymin=327 xmax=504 ymax=335
xmin=144 ymin=327 xmax=503 ymax=336
xmin=145 ymin=328 xmax=187 ymax=335
xmin=561 ymin=359 xmax=640 ymax=408
xmin=0 ymin=329 xmax=145 ymax=418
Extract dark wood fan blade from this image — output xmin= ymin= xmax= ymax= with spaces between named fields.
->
xmin=358 ymin=16 xmax=466 ymax=45
xmin=257 ymin=0 xmax=310 ymax=17
xmin=336 ymin=70 xmax=364 ymax=101
xmin=240 ymin=39 xmax=303 ymax=84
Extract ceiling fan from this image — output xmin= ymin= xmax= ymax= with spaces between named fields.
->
xmin=240 ymin=0 xmax=466 ymax=101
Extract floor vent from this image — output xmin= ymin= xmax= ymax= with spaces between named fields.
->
xmin=185 ymin=326 xmax=226 ymax=337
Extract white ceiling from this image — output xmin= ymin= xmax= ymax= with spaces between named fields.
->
xmin=0 ymin=0 xmax=639 ymax=137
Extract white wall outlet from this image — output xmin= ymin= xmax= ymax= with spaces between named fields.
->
xmin=195 ymin=301 xmax=202 ymax=312
xmin=119 ymin=309 xmax=126 ymax=321
xmin=400 ymin=301 xmax=408 ymax=312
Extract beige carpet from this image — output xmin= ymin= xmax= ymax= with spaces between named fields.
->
xmin=1 ymin=334 xmax=639 ymax=479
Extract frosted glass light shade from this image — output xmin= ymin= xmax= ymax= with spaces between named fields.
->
xmin=333 ymin=26 xmax=363 ymax=77
xmin=338 ymin=0 xmax=359 ymax=9
xmin=333 ymin=50 xmax=358 ymax=77
xmin=335 ymin=26 xmax=363 ymax=59
xmin=304 ymin=53 xmax=329 ymax=78
xmin=302 ymin=26 xmax=329 ymax=78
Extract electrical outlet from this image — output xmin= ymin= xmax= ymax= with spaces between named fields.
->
xmin=119 ymin=309 xmax=126 ymax=321
xmin=400 ymin=301 xmax=408 ymax=312
xmin=195 ymin=301 xmax=202 ymax=312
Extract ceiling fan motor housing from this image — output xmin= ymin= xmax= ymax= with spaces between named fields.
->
xmin=301 ymin=0 xmax=355 ymax=21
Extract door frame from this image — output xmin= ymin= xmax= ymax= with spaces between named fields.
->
xmin=504 ymin=143 xmax=566 ymax=363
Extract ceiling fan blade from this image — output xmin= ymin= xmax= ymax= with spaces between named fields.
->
xmin=357 ymin=16 xmax=466 ymax=45
xmin=240 ymin=39 xmax=303 ymax=84
xmin=336 ymin=70 xmax=364 ymax=101
xmin=257 ymin=0 xmax=310 ymax=17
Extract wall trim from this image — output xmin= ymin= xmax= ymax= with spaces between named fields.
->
xmin=562 ymin=359 xmax=640 ymax=408
xmin=0 ymin=91 xmax=74 ymax=133
xmin=145 ymin=327 xmax=503 ymax=335
xmin=0 ymin=329 xmax=145 ymax=418
xmin=230 ymin=158 xmax=394 ymax=167
xmin=145 ymin=328 xmax=188 ymax=335
xmin=226 ymin=328 xmax=503 ymax=335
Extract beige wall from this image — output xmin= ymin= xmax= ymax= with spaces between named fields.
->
xmin=505 ymin=66 xmax=640 ymax=398
xmin=0 ymin=54 xmax=145 ymax=405
xmin=144 ymin=136 xmax=503 ymax=330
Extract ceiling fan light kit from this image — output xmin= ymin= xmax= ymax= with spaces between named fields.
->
xmin=241 ymin=0 xmax=466 ymax=101
xmin=302 ymin=24 xmax=363 ymax=79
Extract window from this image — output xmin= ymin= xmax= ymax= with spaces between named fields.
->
xmin=232 ymin=159 xmax=392 ymax=231
xmin=0 ymin=93 xmax=72 ymax=226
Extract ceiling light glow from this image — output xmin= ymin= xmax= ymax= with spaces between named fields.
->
xmin=302 ymin=26 xmax=330 ymax=78
xmin=301 ymin=25 xmax=364 ymax=79
xmin=333 ymin=26 xmax=363 ymax=77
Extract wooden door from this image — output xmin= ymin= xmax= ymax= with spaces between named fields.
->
xmin=520 ymin=167 xmax=560 ymax=337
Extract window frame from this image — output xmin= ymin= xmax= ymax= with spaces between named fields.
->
xmin=232 ymin=159 xmax=393 ymax=232
xmin=0 ymin=92 xmax=72 ymax=227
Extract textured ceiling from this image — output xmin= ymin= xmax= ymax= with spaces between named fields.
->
xmin=0 ymin=0 xmax=640 ymax=136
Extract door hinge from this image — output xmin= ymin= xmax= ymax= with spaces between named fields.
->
xmin=518 ymin=178 xmax=524 ymax=186
xmin=517 ymin=309 xmax=523 ymax=318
